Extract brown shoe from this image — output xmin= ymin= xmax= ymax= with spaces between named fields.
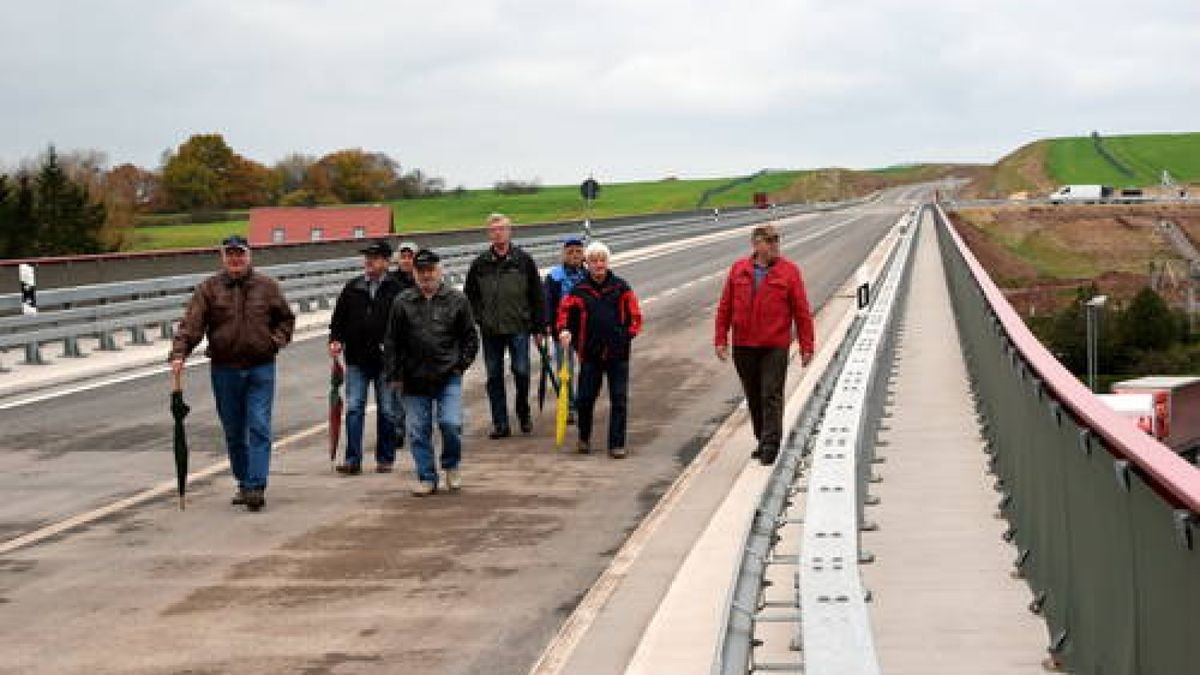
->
xmin=608 ymin=447 xmax=627 ymax=459
xmin=375 ymin=464 xmax=394 ymax=474
xmin=335 ymin=463 xmax=362 ymax=475
xmin=576 ymin=439 xmax=591 ymax=454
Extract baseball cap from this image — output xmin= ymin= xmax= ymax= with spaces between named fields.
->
xmin=396 ymin=241 xmax=418 ymax=254
xmin=751 ymin=224 xmax=781 ymax=242
xmin=359 ymin=240 xmax=393 ymax=258
xmin=221 ymin=235 xmax=250 ymax=251
xmin=413 ymin=249 xmax=441 ymax=268
xmin=562 ymin=235 xmax=585 ymax=247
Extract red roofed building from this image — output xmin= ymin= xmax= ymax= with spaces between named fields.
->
xmin=248 ymin=206 xmax=393 ymax=246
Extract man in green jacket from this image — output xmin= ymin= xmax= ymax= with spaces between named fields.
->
xmin=463 ymin=213 xmax=545 ymax=438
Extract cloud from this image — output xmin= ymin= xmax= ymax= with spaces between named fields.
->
xmin=0 ymin=0 xmax=1197 ymax=185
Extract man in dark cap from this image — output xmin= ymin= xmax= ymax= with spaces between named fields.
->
xmin=543 ymin=235 xmax=588 ymax=421
xmin=329 ymin=239 xmax=405 ymax=474
xmin=385 ymin=249 xmax=479 ymax=495
xmin=169 ymin=235 xmax=295 ymax=511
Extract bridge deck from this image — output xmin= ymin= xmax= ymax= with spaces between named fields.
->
xmin=859 ymin=213 xmax=1048 ymax=673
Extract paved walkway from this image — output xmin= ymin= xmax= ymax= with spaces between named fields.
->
xmin=860 ymin=213 xmax=1048 ymax=673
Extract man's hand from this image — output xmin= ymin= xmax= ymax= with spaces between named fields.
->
xmin=533 ymin=332 xmax=546 ymax=348
xmin=801 ymin=351 xmax=814 ymax=367
xmin=715 ymin=345 xmax=729 ymax=362
xmin=329 ymin=340 xmax=343 ymax=358
xmin=170 ymin=358 xmax=184 ymax=378
xmin=558 ymin=330 xmax=572 ymax=349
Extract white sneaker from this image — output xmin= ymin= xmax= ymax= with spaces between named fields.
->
xmin=446 ymin=469 xmax=462 ymax=491
xmin=411 ymin=480 xmax=435 ymax=496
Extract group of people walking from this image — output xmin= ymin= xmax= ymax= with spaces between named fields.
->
xmin=169 ymin=215 xmax=813 ymax=511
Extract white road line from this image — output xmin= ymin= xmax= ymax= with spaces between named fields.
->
xmin=0 ymin=420 xmax=329 ymax=556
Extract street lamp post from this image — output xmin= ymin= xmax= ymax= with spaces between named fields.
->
xmin=1086 ymin=295 xmax=1108 ymax=393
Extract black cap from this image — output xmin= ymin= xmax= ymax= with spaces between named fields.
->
xmin=359 ymin=240 xmax=393 ymax=258
xmin=221 ymin=235 xmax=250 ymax=251
xmin=413 ymin=248 xmax=440 ymax=268
xmin=562 ymin=235 xmax=585 ymax=247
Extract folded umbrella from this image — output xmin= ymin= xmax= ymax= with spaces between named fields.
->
xmin=536 ymin=340 xmax=560 ymax=413
xmin=555 ymin=359 xmax=571 ymax=448
xmin=169 ymin=369 xmax=190 ymax=510
xmin=329 ymin=357 xmax=345 ymax=462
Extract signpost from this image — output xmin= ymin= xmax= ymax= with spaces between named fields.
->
xmin=580 ymin=177 xmax=600 ymax=241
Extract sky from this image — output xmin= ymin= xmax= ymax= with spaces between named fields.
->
xmin=1 ymin=0 xmax=1198 ymax=187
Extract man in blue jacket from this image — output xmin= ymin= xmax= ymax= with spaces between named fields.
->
xmin=543 ymin=236 xmax=587 ymax=421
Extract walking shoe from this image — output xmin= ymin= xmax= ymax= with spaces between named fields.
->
xmin=335 ymin=463 xmax=362 ymax=475
xmin=758 ymin=446 xmax=779 ymax=466
xmin=576 ymin=439 xmax=591 ymax=454
xmin=488 ymin=424 xmax=511 ymax=439
xmin=230 ymin=489 xmax=247 ymax=506
xmin=608 ymin=446 xmax=628 ymax=459
xmin=750 ymin=445 xmax=763 ymax=460
xmin=411 ymin=480 xmax=436 ymax=496
xmin=375 ymin=463 xmax=394 ymax=474
xmin=244 ymin=489 xmax=266 ymax=512
xmin=446 ymin=469 xmax=462 ymax=491
xmin=519 ymin=417 xmax=533 ymax=434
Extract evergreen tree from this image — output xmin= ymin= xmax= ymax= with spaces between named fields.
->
xmin=22 ymin=148 xmax=108 ymax=256
xmin=1120 ymin=287 xmax=1178 ymax=352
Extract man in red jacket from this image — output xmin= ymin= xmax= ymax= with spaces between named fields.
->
xmin=714 ymin=224 xmax=815 ymax=465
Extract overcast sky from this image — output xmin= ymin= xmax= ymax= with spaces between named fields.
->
xmin=2 ymin=0 xmax=1197 ymax=187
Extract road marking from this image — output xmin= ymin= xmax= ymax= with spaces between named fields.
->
xmin=0 ymin=421 xmax=328 ymax=556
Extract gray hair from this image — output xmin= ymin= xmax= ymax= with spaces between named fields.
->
xmin=584 ymin=241 xmax=610 ymax=261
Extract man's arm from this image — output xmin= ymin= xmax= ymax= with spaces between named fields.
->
xmin=456 ymin=296 xmax=480 ymax=372
xmin=269 ymin=279 xmax=296 ymax=350
xmin=524 ymin=251 xmax=545 ymax=334
xmin=790 ymin=267 xmax=815 ymax=364
xmin=328 ymin=282 xmax=350 ymax=356
xmin=169 ymin=284 xmax=209 ymax=364
xmin=383 ymin=297 xmax=407 ymax=385
xmin=713 ymin=268 xmax=735 ymax=360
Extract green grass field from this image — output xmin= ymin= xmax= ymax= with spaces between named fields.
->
xmin=128 ymin=171 xmax=805 ymax=251
xmin=1045 ymin=132 xmax=1200 ymax=186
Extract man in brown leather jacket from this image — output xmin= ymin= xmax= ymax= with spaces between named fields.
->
xmin=169 ymin=235 xmax=295 ymax=511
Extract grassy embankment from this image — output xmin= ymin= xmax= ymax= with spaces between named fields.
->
xmin=964 ymin=132 xmax=1200 ymax=199
xmin=129 ymin=172 xmax=805 ymax=251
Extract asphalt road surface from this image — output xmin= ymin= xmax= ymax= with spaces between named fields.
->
xmin=0 ymin=185 xmax=926 ymax=674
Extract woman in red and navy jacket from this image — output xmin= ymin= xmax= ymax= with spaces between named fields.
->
xmin=556 ymin=241 xmax=643 ymax=458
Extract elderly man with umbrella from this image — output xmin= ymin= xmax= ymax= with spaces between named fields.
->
xmin=329 ymin=240 xmax=406 ymax=474
xmin=169 ymin=235 xmax=295 ymax=512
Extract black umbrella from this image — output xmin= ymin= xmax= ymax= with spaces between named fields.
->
xmin=536 ymin=340 xmax=560 ymax=412
xmin=169 ymin=369 xmax=190 ymax=510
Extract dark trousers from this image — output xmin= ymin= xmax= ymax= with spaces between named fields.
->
xmin=482 ymin=333 xmax=531 ymax=428
xmin=732 ymin=346 xmax=789 ymax=451
xmin=576 ymin=358 xmax=630 ymax=450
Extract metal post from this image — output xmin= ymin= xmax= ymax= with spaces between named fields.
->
xmin=1085 ymin=296 xmax=1107 ymax=393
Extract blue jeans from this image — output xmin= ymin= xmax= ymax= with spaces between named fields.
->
xmin=210 ymin=361 xmax=276 ymax=490
xmin=576 ymin=358 xmax=630 ymax=450
xmin=553 ymin=342 xmax=577 ymax=412
xmin=344 ymin=363 xmax=397 ymax=467
xmin=482 ymin=333 xmax=531 ymax=428
xmin=402 ymin=374 xmax=463 ymax=486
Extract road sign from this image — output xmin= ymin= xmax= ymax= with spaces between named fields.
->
xmin=580 ymin=178 xmax=600 ymax=201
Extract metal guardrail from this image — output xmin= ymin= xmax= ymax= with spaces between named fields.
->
xmin=714 ymin=207 xmax=920 ymax=674
xmin=0 ymin=204 xmax=820 ymax=370
xmin=934 ymin=202 xmax=1200 ymax=673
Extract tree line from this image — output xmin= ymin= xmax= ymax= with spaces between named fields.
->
xmin=1029 ymin=285 xmax=1200 ymax=384
xmin=0 ymin=135 xmax=449 ymax=258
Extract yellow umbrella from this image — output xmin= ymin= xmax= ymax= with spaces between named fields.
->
xmin=555 ymin=359 xmax=571 ymax=448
